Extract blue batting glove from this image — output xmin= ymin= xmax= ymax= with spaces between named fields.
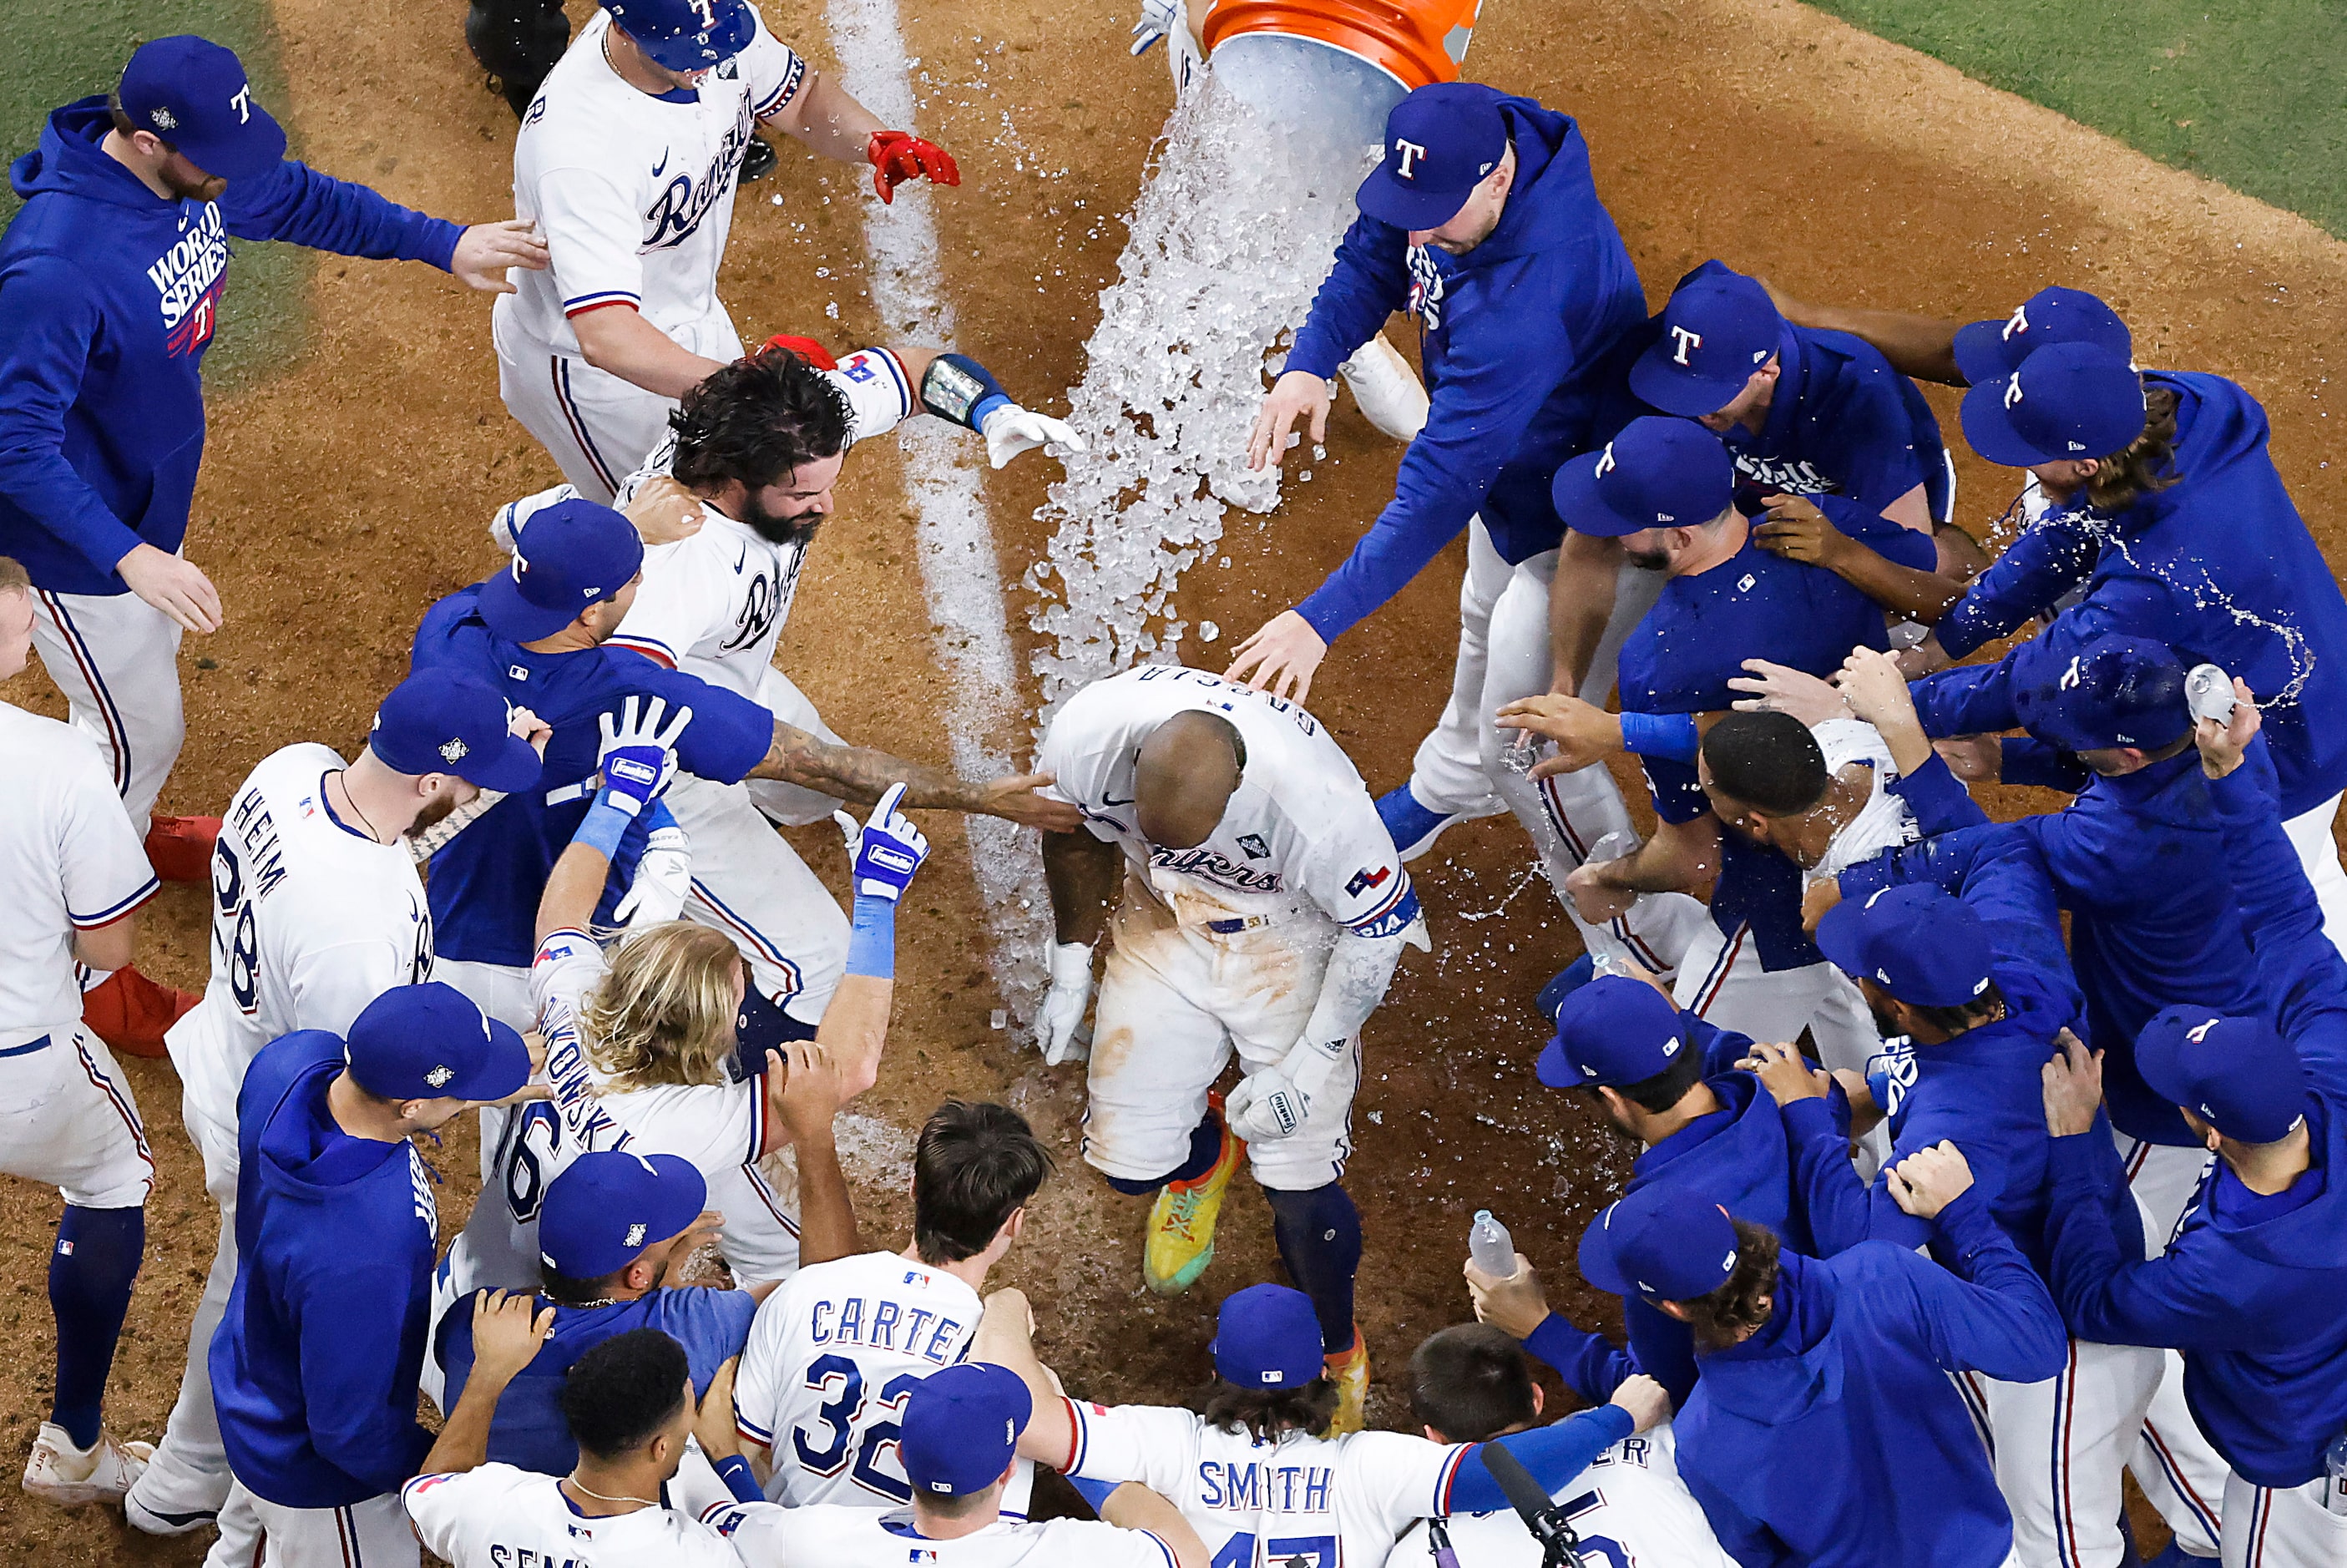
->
xmin=833 ymin=781 xmax=930 ymax=903
xmin=597 ymin=695 xmax=692 ymax=818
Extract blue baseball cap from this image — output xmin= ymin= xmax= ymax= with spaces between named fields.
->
xmin=1814 ymin=883 xmax=1994 ymax=1009
xmin=367 ymin=670 xmax=543 ymax=793
xmin=344 ymin=983 xmax=529 ymax=1104
xmin=118 ymin=37 xmax=286 ymax=183
xmin=2011 ymin=634 xmax=2190 ymax=754
xmin=1211 ymin=1283 xmax=1325 ymax=1388
xmin=600 ymin=0 xmax=756 ymax=71
xmin=1960 ymin=341 xmax=2147 ymax=468
xmin=1952 ymin=287 xmax=2133 ymax=384
xmin=540 ymin=1150 xmax=708 ymax=1278
xmin=1355 ymin=82 xmax=1511 ymax=231
xmin=479 ymin=498 xmax=645 ymax=643
xmin=1578 ymin=1183 xmax=1741 ymax=1305
xmin=1537 ymin=975 xmax=1688 ymax=1089
xmin=2136 ymin=1008 xmax=2309 ymax=1145
xmin=1631 ymin=264 xmax=1784 ymax=417
xmin=1551 ymin=417 xmax=1735 ymax=538
xmin=900 ymin=1363 xmax=1033 ymax=1496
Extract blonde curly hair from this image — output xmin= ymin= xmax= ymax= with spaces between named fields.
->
xmin=579 ymin=921 xmax=742 ymax=1089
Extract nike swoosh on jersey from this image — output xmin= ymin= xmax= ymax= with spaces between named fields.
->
xmin=1102 ymin=793 xmax=1135 ymax=807
xmin=652 ymin=150 xmax=670 ymax=177
xmin=735 ymin=543 xmax=747 ymax=573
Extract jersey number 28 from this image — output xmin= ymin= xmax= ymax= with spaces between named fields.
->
xmin=210 ymin=839 xmax=261 ymax=1014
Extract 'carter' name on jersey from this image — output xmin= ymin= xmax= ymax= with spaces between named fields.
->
xmin=808 ymin=1289 xmax=970 ymax=1366
xmin=1197 ymin=1459 xmax=1336 ymax=1514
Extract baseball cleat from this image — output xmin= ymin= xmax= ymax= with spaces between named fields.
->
xmin=1378 ymin=785 xmax=1471 ymax=863
xmin=143 ymin=814 xmax=220 ymax=884
xmin=21 ymin=1424 xmax=151 ymax=1507
xmin=1143 ymin=1098 xmax=1244 ymax=1296
xmin=124 ymin=1489 xmax=220 ymax=1536
xmin=1322 ymin=1328 xmax=1370 ymax=1435
xmin=1535 ymin=955 xmax=1596 ymax=1023
xmin=82 ymin=965 xmax=198 ymax=1060
xmin=1338 ymin=334 xmax=1430 ymax=443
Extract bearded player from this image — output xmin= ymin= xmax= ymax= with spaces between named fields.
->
xmin=1032 ymin=665 xmax=1428 ymax=1432
xmin=497 ymin=0 xmax=961 ymax=498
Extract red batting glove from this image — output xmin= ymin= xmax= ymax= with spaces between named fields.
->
xmin=866 ymin=130 xmax=960 ymax=205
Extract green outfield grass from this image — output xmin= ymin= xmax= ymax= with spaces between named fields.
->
xmin=0 ymin=0 xmax=306 ymax=386
xmin=1804 ymin=0 xmax=2347 ymax=240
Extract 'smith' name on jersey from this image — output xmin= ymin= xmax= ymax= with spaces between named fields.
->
xmin=1200 ymin=1458 xmax=1336 ymax=1515
xmin=148 ymin=203 xmax=230 ymax=355
xmin=810 ymin=1282 xmax=969 ymax=1366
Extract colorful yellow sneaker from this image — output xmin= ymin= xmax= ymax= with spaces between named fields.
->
xmin=1323 ymin=1328 xmax=1370 ymax=1435
xmin=1142 ymin=1098 xmax=1244 ymax=1296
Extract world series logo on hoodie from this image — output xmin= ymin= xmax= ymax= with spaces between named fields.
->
xmin=148 ymin=204 xmax=231 ymax=357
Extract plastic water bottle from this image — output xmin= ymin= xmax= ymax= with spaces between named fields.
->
xmin=2324 ymin=1433 xmax=2347 ymax=1517
xmin=1469 ymin=1211 xmax=1516 ymax=1279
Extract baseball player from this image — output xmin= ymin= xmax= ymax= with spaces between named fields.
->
xmin=0 ymin=36 xmax=544 ymax=867
xmin=2038 ymin=690 xmax=2347 ymax=1568
xmin=733 ymin=1100 xmax=1054 ymax=1505
xmin=125 ymin=670 xmax=545 ymax=1536
xmin=1395 ymin=1324 xmax=1734 ymax=1568
xmin=407 ymin=1326 xmax=745 ymax=1567
xmin=1033 ymin=664 xmax=1428 ymax=1429
xmin=490 ymin=337 xmax=1077 ymax=1018
xmin=496 ymin=0 xmax=959 ymax=498
xmin=975 ymin=1280 xmax=1670 ymax=1568
xmin=0 ymin=554 xmax=163 ymax=1506
xmin=205 ymin=983 xmax=530 ymax=1568
xmin=1496 ymin=417 xmax=1934 ymax=1075
xmin=1581 ymin=1165 xmax=2066 ymax=1566
xmin=692 ymin=1361 xmax=1211 ymax=1568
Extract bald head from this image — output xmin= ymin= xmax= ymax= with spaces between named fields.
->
xmin=1134 ymin=711 xmax=1243 ymax=849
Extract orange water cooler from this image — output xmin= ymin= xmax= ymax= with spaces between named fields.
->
xmin=1200 ymin=0 xmax=1481 ymax=143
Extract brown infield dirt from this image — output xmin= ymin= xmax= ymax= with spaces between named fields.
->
xmin=4 ymin=0 xmax=2346 ymax=1559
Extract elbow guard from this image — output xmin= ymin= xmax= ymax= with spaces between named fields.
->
xmin=919 ymin=352 xmax=1010 ymax=431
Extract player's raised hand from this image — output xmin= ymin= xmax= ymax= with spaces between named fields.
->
xmin=597 ymin=695 xmax=692 ymax=817
xmin=694 ymin=1357 xmax=743 ymax=1460
xmin=450 ymin=219 xmax=550 ymax=294
xmin=1727 ymin=658 xmax=1849 ymax=724
xmin=980 ymin=404 xmax=1088 ymax=469
xmin=1834 ymin=645 xmax=1919 ymax=729
xmin=1750 ymin=493 xmax=1850 ymax=569
xmin=1247 ymin=370 xmax=1333 ymax=472
xmin=467 ymin=1289 xmax=555 ymax=1384
xmin=1493 ymin=693 xmax=1618 ymax=778
xmin=2193 ymin=675 xmax=2260 ymax=779
xmin=832 ymin=782 xmax=932 ymax=902
xmin=976 ymin=772 xmax=1085 ymax=831
xmin=1607 ymin=1374 xmax=1672 ymax=1434
xmin=615 ymin=820 xmax=691 ymax=928
xmin=1886 ymin=1140 xmax=1975 ymax=1219
xmin=1037 ymin=940 xmax=1095 ymax=1065
xmin=1463 ymin=1252 xmax=1549 ymax=1338
xmin=118 ymin=543 xmax=224 ymax=634
xmin=866 ymin=131 xmax=959 ymax=204
xmin=1226 ymin=610 xmax=1327 ymax=702
xmin=778 ymin=1038 xmax=857 ymax=1136
xmin=2041 ymin=1029 xmax=2105 ymax=1139
xmin=1737 ymin=1039 xmax=1830 ymax=1105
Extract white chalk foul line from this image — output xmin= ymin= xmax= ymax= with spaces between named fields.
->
xmin=823 ymin=0 xmax=1050 ymax=1023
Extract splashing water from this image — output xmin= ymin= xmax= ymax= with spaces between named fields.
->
xmin=1024 ymin=63 xmax=1383 ymax=716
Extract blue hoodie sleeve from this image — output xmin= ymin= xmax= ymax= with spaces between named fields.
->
xmin=2041 ymin=1134 xmax=2267 ymax=1352
xmin=0 ymin=255 xmax=149 ymax=575
xmin=1441 ymin=1404 xmax=1634 ymax=1515
xmin=1622 ymin=1297 xmax=1699 ymax=1409
xmin=1680 ymin=1466 xmax=1796 ymax=1568
xmin=296 ymin=1259 xmax=435 ymax=1493
xmin=1283 ymin=215 xmax=1410 ymax=383
xmin=1899 ymin=1187 xmax=2066 ymax=1383
xmin=2208 ymin=766 xmax=2347 ymax=1080
xmin=219 ymin=159 xmax=463 ymax=270
xmin=1885 ymin=751 xmax=1990 ymax=837
xmin=1936 ymin=509 xmax=2101 ymax=660
xmin=1910 ymin=659 xmax=2022 ymax=741
xmin=1520 ymin=1314 xmax=1639 ymax=1407
xmin=2000 ymin=739 xmax=2092 ymax=794
xmin=1780 ymin=1097 xmax=1930 ymax=1257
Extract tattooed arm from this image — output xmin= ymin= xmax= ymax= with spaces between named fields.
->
xmin=747 ymin=721 xmax=1083 ymax=829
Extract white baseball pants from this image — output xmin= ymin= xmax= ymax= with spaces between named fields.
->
xmin=204 ymin=1482 xmax=414 ymax=1568
xmin=2280 ymin=793 xmax=2347 ymax=961
xmin=2218 ymin=1469 xmax=2347 ymax=1567
xmin=1083 ymin=879 xmax=1359 ymax=1192
xmin=31 ymin=584 xmax=185 ymax=824
xmin=128 ymin=1079 xmax=239 ymax=1524
xmin=0 ymin=1024 xmax=153 ymax=1208
xmin=1407 ymin=519 xmax=1707 ymax=975
xmin=493 ymin=296 xmax=743 ymax=503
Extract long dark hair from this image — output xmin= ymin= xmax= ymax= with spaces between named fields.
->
xmin=1681 ymin=1221 xmax=1781 ymax=1352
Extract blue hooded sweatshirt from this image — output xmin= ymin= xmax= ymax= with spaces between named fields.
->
xmin=2042 ymin=766 xmax=2347 ymax=1489
xmin=210 ymin=1029 xmax=438 ymax=1507
xmin=1924 ymin=372 xmax=2347 ymax=818
xmin=0 ymin=98 xmax=462 ymax=595
xmin=1675 ymin=1191 xmax=2066 ymax=1568
xmin=1281 ymin=96 xmax=1645 ymax=641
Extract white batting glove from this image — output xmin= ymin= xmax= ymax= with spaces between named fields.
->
xmin=597 ymin=695 xmax=693 ymax=817
xmin=1227 ymin=1063 xmax=1309 ymax=1142
xmin=1037 ymin=940 xmax=1095 ymax=1065
xmin=1129 ymin=0 xmax=1181 ymax=54
xmin=980 ymin=404 xmax=1087 ymax=470
xmin=615 ymin=822 xmax=692 ymax=928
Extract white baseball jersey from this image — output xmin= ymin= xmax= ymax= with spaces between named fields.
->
xmin=1061 ymin=1398 xmax=1471 ymax=1568
xmin=403 ymin=1464 xmax=741 ymax=1568
xmin=167 ymin=743 xmax=432 ymax=1129
xmin=1808 ymin=717 xmax=1919 ymax=884
xmin=0 ymin=702 xmax=156 ymax=1044
xmin=1037 ymin=666 xmax=1419 ymax=938
xmin=506 ymin=4 xmax=807 ymax=355
xmin=448 ymin=926 xmax=796 ymax=1296
xmin=704 ymin=1500 xmax=1179 ymax=1568
xmin=735 ymin=1250 xmax=990 ymax=1505
xmin=1394 ymin=1430 xmax=1735 ymax=1568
